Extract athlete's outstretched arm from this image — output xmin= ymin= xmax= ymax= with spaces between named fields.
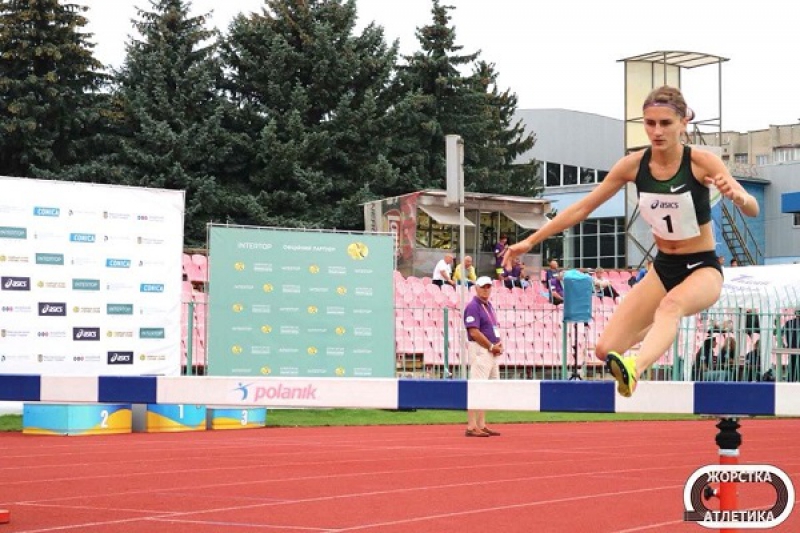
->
xmin=503 ymin=152 xmax=640 ymax=268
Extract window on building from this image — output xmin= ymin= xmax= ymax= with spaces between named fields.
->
xmin=545 ymin=162 xmax=561 ymax=187
xmin=794 ymin=213 xmax=800 ymax=228
xmin=734 ymin=154 xmax=748 ymax=164
xmin=756 ymin=154 xmax=770 ymax=166
xmin=580 ymin=168 xmax=595 ymax=184
xmin=416 ymin=211 xmax=456 ymax=250
xmin=565 ymin=217 xmax=626 ymax=269
xmin=774 ymin=148 xmax=797 ymax=163
xmin=597 ymin=170 xmax=608 ymax=183
xmin=563 ymin=165 xmax=578 ymax=186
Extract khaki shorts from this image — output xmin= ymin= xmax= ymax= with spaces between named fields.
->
xmin=469 ymin=342 xmax=499 ymax=380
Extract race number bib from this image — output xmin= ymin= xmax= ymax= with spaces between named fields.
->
xmin=639 ymin=191 xmax=700 ymax=240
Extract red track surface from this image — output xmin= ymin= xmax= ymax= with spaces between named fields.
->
xmin=1 ymin=419 xmax=799 ymax=532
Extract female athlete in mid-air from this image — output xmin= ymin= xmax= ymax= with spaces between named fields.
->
xmin=503 ymin=85 xmax=759 ymax=396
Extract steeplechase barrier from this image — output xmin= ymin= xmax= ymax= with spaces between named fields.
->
xmin=2 ymin=374 xmax=800 ymax=416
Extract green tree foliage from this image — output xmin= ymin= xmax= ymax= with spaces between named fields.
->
xmin=0 ymin=0 xmax=107 ymax=178
xmin=110 ymin=0 xmax=243 ymax=245
xmin=391 ymin=0 xmax=540 ymax=196
xmin=220 ymin=0 xmax=401 ymax=229
xmin=468 ymin=60 xmax=540 ymax=196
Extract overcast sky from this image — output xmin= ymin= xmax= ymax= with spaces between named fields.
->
xmin=76 ymin=0 xmax=799 ymax=133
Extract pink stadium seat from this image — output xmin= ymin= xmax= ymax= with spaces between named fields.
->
xmin=182 ymin=281 xmax=193 ymax=300
xmin=182 ymin=257 xmax=201 ymax=283
xmin=182 ymin=253 xmax=196 ymax=278
xmin=190 ymin=254 xmax=208 ymax=282
xmin=396 ymin=330 xmax=416 ymax=355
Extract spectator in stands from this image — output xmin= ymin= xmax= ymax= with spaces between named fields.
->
xmin=743 ymin=338 xmax=761 ymax=381
xmin=718 ymin=336 xmax=738 ymax=381
xmin=502 ymin=256 xmax=529 ymax=289
xmin=693 ymin=335 xmax=718 ymax=381
xmin=431 ymin=253 xmax=455 ymax=287
xmin=626 ymin=267 xmax=639 ymax=287
xmin=452 ymin=255 xmax=477 ymax=288
xmin=782 ymin=309 xmax=800 ymax=382
xmin=729 ymin=258 xmax=739 ymax=267
xmin=593 ymin=267 xmax=620 ymax=302
xmin=696 ymin=334 xmax=737 ymax=381
xmin=493 ymin=234 xmax=509 ymax=280
xmin=544 ymin=259 xmax=564 ymax=305
xmin=464 ymin=276 xmax=503 ymax=437
xmin=502 ymin=85 xmax=759 ymax=397
xmin=717 ymin=255 xmax=726 ymax=266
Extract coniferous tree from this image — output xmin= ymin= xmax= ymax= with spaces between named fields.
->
xmin=390 ymin=1 xmax=540 ymax=196
xmin=0 ymin=0 xmax=107 ymax=178
xmin=468 ymin=60 xmax=540 ymax=196
xmin=388 ymin=0 xmax=477 ymax=192
xmin=220 ymin=0 xmax=401 ymax=229
xmin=111 ymin=0 xmax=243 ymax=245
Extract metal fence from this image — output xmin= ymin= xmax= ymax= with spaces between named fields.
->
xmin=395 ymin=292 xmax=800 ymax=384
xmin=181 ymin=282 xmax=800 ymax=383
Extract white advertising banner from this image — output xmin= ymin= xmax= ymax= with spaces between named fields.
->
xmin=0 ymin=177 xmax=184 ymax=376
xmin=716 ymin=264 xmax=800 ymax=310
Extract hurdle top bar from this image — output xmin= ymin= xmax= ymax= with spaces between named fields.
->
xmin=1 ymin=375 xmax=799 ymax=417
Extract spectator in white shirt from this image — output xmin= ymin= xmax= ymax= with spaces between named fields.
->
xmin=431 ymin=253 xmax=455 ymax=287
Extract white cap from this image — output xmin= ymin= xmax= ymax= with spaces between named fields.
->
xmin=475 ymin=276 xmax=493 ymax=287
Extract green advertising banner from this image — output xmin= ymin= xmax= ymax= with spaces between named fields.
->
xmin=207 ymin=226 xmax=395 ymax=378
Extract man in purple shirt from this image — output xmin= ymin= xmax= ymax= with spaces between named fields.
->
xmin=463 ymin=276 xmax=504 ymax=437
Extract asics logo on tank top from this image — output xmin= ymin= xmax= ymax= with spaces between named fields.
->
xmin=650 ymin=199 xmax=680 ymax=210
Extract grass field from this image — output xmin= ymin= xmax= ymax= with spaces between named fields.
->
xmin=0 ymin=409 xmax=701 ymax=432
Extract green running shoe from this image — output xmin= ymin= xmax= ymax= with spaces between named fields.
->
xmin=607 ymin=352 xmax=638 ymax=397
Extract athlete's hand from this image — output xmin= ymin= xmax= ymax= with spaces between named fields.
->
xmin=501 ymin=241 xmax=532 ymax=269
xmin=705 ymin=174 xmax=746 ymax=205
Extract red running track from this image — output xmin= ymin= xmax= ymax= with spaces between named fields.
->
xmin=1 ymin=419 xmax=799 ymax=532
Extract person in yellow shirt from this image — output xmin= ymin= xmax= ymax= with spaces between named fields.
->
xmin=453 ymin=255 xmax=477 ymax=288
